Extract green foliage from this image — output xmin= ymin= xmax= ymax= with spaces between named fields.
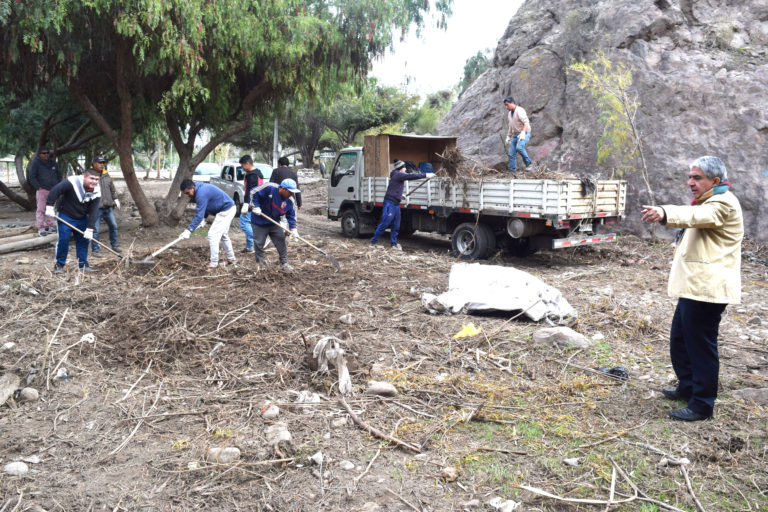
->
xmin=403 ymin=89 xmax=453 ymax=134
xmin=568 ymin=52 xmax=637 ymax=173
xmin=568 ymin=51 xmax=655 ymax=203
xmin=458 ymin=50 xmax=490 ymax=97
xmin=326 ymin=79 xmax=417 ymax=147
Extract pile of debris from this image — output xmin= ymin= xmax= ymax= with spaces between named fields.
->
xmin=436 ymin=147 xmax=577 ymax=181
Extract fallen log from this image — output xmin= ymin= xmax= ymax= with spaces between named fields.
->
xmin=0 ymin=233 xmax=56 ymax=254
xmin=0 ymin=225 xmax=35 ymax=238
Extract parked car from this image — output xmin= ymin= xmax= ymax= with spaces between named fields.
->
xmin=192 ymin=162 xmax=221 ymax=182
xmin=210 ymin=160 xmax=273 ymax=216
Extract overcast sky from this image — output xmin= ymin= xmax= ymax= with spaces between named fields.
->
xmin=371 ymin=0 xmax=524 ymax=98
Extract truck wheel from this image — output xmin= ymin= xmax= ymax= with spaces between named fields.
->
xmin=233 ymin=194 xmax=242 ymax=218
xmin=451 ymin=222 xmax=492 ymax=260
xmin=341 ymin=209 xmax=361 ymax=238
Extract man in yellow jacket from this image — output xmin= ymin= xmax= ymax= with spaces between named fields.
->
xmin=641 ymin=156 xmax=742 ymax=421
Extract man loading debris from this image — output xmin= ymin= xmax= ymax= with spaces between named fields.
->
xmin=179 ymin=179 xmax=237 ymax=269
xmin=503 ymin=96 xmax=532 ymax=175
xmin=247 ymin=179 xmax=300 ymax=270
xmin=369 ymin=160 xmax=431 ymax=250
xmin=45 ymin=168 xmax=101 ymax=274
xmin=641 ymin=155 xmax=742 ymax=422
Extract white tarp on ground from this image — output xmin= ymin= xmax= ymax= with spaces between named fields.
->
xmin=421 ymin=263 xmax=577 ymax=325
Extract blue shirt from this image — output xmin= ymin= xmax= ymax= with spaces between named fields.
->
xmin=187 ymin=182 xmax=235 ymax=231
xmin=249 ymin=183 xmax=296 ymax=230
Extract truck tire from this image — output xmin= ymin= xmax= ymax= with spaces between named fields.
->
xmin=341 ymin=209 xmax=361 ymax=238
xmin=233 ymin=194 xmax=242 ymax=218
xmin=451 ymin=222 xmax=493 ymax=260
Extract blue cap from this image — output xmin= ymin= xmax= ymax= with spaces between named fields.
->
xmin=280 ymin=178 xmax=300 ymax=194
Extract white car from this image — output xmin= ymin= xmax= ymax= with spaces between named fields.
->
xmin=210 ymin=161 xmax=274 ymax=216
xmin=192 ymin=162 xmax=221 ymax=182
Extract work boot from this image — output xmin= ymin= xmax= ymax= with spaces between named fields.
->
xmin=39 ymin=229 xmax=47 ymax=237
xmin=281 ymin=262 xmax=294 ymax=271
xmin=80 ymin=265 xmax=98 ymax=273
xmin=53 ymin=264 xmax=64 ymax=274
xmin=112 ymin=245 xmax=123 ymax=253
xmin=391 ymin=244 xmax=402 ymax=251
xmin=668 ymin=408 xmax=711 ymax=422
xmin=661 ymin=388 xmax=689 ymax=401
xmin=91 ymin=250 xmax=102 ymax=258
xmin=241 ymin=247 xmax=254 ymax=254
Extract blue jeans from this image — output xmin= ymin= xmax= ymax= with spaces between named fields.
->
xmin=56 ymin=213 xmax=89 ymax=267
xmin=93 ymin=207 xmax=118 ymax=251
xmin=240 ymin=214 xmax=253 ymax=250
xmin=370 ymin=201 xmax=401 ymax=246
xmin=508 ymin=132 xmax=531 ymax=173
xmin=669 ymin=297 xmax=726 ymax=416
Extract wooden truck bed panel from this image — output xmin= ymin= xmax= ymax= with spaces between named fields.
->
xmin=363 ymin=177 xmax=627 ymax=217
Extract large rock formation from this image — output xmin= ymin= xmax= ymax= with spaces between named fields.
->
xmin=438 ymin=0 xmax=768 ymax=240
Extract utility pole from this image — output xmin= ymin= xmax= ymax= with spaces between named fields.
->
xmin=272 ymin=116 xmax=279 ymax=168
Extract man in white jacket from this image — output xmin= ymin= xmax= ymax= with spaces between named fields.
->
xmin=641 ymin=156 xmax=743 ymax=421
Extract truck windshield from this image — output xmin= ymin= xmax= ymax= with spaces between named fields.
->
xmin=331 ymin=152 xmax=357 ymax=187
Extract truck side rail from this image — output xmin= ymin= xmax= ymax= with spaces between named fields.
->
xmin=362 ymin=177 xmax=627 ymax=219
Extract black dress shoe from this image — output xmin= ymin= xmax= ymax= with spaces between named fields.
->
xmin=662 ymin=388 xmax=689 ymax=401
xmin=668 ymin=408 xmax=711 ymax=422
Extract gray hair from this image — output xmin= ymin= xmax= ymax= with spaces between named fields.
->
xmin=690 ymin=156 xmax=727 ymax=181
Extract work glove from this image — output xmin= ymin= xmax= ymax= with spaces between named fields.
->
xmin=518 ymin=132 xmax=527 ymax=140
xmin=253 ymin=207 xmax=262 ymax=216
xmin=45 ymin=205 xmax=56 ymax=218
xmin=505 ymin=136 xmax=511 ymax=145
xmin=425 ymin=173 xmax=435 ymax=178
xmin=114 ymin=199 xmax=121 ymax=210
xmin=195 ymin=220 xmax=206 ymax=231
xmin=179 ymin=229 xmax=191 ymax=240
xmin=290 ymin=228 xmax=299 ymax=240
xmin=241 ymin=202 xmax=250 ymax=215
xmin=83 ymin=228 xmax=94 ymax=240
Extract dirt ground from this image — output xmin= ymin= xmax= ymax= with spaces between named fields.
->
xmin=1 ymin=178 xmax=767 ymax=512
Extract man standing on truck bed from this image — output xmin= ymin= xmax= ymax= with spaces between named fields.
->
xmin=504 ymin=96 xmax=532 ymax=176
xmin=370 ymin=160 xmax=431 ymax=250
xmin=179 ymin=179 xmax=237 ymax=269
xmin=641 ymin=156 xmax=743 ymax=422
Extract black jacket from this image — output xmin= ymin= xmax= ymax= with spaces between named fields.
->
xmin=47 ymin=178 xmax=101 ymax=228
xmin=270 ymin=166 xmax=301 ymax=208
xmin=28 ymin=156 xmax=62 ymax=191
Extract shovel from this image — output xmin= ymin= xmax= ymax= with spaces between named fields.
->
xmin=255 ymin=211 xmax=340 ymax=270
xmin=54 ymin=215 xmax=123 ymax=259
xmin=133 ymin=235 xmax=186 ymax=266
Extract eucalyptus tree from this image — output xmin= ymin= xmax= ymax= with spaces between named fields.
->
xmin=1 ymin=0 xmax=452 ymax=225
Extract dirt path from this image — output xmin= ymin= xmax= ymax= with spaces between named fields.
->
xmin=1 ymin=179 xmax=766 ymax=511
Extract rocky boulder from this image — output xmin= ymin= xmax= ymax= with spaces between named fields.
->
xmin=438 ymin=0 xmax=768 ymax=240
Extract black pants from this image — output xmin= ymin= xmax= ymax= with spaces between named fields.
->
xmin=252 ymin=222 xmax=287 ymax=264
xmin=669 ymin=297 xmax=726 ymax=416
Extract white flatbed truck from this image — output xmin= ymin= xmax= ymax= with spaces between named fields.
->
xmin=327 ymin=134 xmax=627 ymax=258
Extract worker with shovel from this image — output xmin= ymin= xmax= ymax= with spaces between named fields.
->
xmin=179 ymin=179 xmax=237 ymax=269
xmin=45 ymin=168 xmax=101 ymax=274
xmin=247 ymin=179 xmax=300 ymax=270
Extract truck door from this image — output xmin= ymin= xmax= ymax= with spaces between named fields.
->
xmin=327 ymin=151 xmax=361 ymax=217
